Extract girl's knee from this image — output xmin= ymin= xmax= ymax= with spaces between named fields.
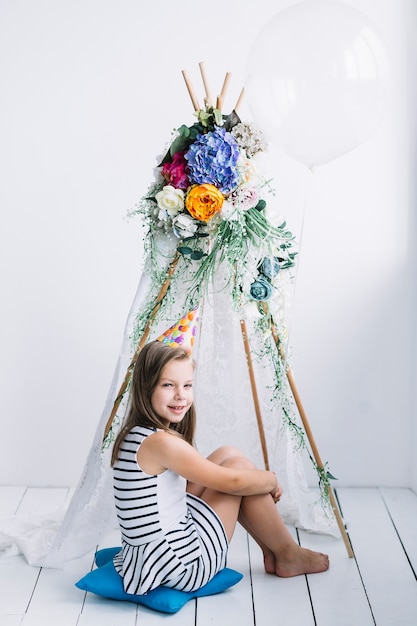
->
xmin=212 ymin=446 xmax=256 ymax=470
xmin=208 ymin=445 xmax=252 ymax=466
xmin=222 ymin=455 xmax=256 ymax=470
xmin=218 ymin=445 xmax=244 ymax=458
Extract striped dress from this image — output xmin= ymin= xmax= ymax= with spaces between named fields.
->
xmin=112 ymin=425 xmax=228 ymax=595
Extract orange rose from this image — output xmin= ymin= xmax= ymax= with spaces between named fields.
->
xmin=185 ymin=184 xmax=224 ymax=222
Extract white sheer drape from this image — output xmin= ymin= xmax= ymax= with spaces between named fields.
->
xmin=0 ymin=242 xmax=338 ymax=567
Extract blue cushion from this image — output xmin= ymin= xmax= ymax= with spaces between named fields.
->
xmin=75 ymin=547 xmax=243 ymax=614
xmin=94 ymin=546 xmax=121 ymax=567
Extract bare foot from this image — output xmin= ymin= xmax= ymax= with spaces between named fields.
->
xmin=275 ymin=545 xmax=329 ymax=577
xmin=263 ymin=550 xmax=276 ymax=575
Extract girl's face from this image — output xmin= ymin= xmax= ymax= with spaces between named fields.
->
xmin=151 ymin=358 xmax=194 ymax=426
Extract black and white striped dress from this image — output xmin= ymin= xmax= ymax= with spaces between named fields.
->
xmin=113 ymin=425 xmax=228 ymax=595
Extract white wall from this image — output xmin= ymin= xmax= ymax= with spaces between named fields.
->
xmin=0 ymin=0 xmax=415 ymax=488
xmin=408 ymin=3 xmax=417 ymax=494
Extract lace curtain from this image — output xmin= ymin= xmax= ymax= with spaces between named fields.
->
xmin=0 ymin=237 xmax=338 ymax=567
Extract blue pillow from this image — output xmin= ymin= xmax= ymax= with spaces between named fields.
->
xmin=94 ymin=546 xmax=122 ymax=567
xmin=75 ymin=547 xmax=243 ymax=614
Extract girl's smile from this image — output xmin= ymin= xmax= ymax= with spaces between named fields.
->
xmin=151 ymin=358 xmax=194 ymax=425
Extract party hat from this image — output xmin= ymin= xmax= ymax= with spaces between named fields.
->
xmin=156 ymin=306 xmax=199 ymax=353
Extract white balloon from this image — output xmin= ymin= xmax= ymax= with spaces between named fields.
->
xmin=245 ymin=1 xmax=390 ymax=167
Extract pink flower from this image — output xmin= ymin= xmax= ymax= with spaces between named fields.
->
xmin=162 ymin=151 xmax=190 ymax=190
xmin=229 ymin=185 xmax=260 ymax=210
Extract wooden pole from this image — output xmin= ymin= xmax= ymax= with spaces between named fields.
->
xmin=286 ymin=368 xmax=354 ymax=557
xmin=234 ymin=87 xmax=245 ymax=114
xmin=266 ymin=310 xmax=354 ymax=557
xmin=198 ymin=62 xmax=212 ymax=108
xmin=102 ymin=253 xmax=180 ymax=442
xmin=181 ymin=70 xmax=200 ymax=111
xmin=216 ymin=72 xmax=232 ymax=111
xmin=220 ymin=72 xmax=232 ymax=102
xmin=240 ymin=319 xmax=270 ymax=470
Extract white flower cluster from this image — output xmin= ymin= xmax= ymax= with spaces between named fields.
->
xmin=231 ymin=122 xmax=268 ymax=157
xmin=154 ymin=185 xmax=202 ymax=238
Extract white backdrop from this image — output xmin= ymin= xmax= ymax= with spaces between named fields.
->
xmin=0 ymin=0 xmax=415 ymax=490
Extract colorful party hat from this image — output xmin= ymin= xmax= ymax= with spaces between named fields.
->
xmin=156 ymin=306 xmax=199 ymax=353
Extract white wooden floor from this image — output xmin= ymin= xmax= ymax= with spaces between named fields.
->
xmin=1 ymin=487 xmax=417 ymax=626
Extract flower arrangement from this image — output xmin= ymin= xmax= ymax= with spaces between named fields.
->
xmin=132 ymin=93 xmax=297 ymax=315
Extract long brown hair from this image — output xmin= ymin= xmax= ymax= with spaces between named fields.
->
xmin=111 ymin=341 xmax=196 ymax=466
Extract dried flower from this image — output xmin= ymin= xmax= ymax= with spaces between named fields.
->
xmin=231 ymin=121 xmax=267 ymax=157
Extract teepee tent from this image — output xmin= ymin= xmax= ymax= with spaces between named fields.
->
xmin=5 ymin=67 xmax=348 ymax=568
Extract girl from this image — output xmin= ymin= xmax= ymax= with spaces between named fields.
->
xmin=111 ymin=341 xmax=329 ymax=596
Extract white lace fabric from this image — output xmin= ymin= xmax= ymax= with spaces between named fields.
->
xmin=0 ymin=251 xmax=338 ymax=568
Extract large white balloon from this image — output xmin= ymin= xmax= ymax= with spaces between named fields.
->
xmin=245 ymin=1 xmax=390 ymax=168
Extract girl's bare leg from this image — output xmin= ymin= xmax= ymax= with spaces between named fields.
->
xmin=238 ymin=493 xmax=329 ymax=576
xmin=193 ymin=446 xmax=329 ymax=577
xmin=236 ymin=513 xmax=277 ymax=574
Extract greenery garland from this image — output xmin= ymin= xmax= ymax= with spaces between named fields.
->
xmin=118 ymin=105 xmax=335 ymax=514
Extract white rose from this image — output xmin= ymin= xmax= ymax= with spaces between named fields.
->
xmin=220 ymin=199 xmax=239 ymax=221
xmin=172 ymin=213 xmax=199 ymax=239
xmin=155 ymin=185 xmax=184 ymax=216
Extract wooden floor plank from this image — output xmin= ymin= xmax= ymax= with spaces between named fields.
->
xmin=0 ymin=486 xmax=26 ymax=516
xmin=197 ymin=524 xmax=254 ymax=626
xmin=16 ymin=487 xmax=70 ymax=515
xmin=136 ymin=598 xmax=196 ymax=625
xmin=0 ymin=554 xmax=40 ymax=616
xmin=0 ymin=487 xmax=74 ymax=618
xmin=338 ymin=487 xmax=417 ymax=626
xmin=249 ymin=525 xmax=315 ymax=626
xmin=380 ymin=488 xmax=417 ymax=576
xmin=3 ymin=616 xmax=24 ymax=626
xmin=22 ymin=552 xmax=94 ymax=626
xmin=2 ymin=486 xmax=417 ymax=625
xmin=77 ymin=593 xmax=140 ymax=626
xmin=298 ymin=525 xmax=374 ymax=626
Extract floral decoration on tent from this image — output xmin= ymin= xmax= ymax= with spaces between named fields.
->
xmin=101 ymin=64 xmax=339 ymax=522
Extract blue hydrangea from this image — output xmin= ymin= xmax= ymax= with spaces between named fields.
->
xmin=185 ymin=127 xmax=240 ymax=194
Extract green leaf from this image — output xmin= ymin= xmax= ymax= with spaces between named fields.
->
xmin=178 ymin=246 xmax=192 ymax=255
xmin=190 ymin=250 xmax=207 ymax=260
xmin=197 ymin=111 xmax=211 ymax=127
xmin=194 ymin=232 xmax=209 ymax=238
xmin=189 ymin=123 xmax=203 ymax=139
xmin=158 ymin=124 xmax=204 ymax=165
xmin=213 ymin=108 xmax=223 ymax=126
xmin=169 ymin=136 xmax=189 ymax=158
xmin=326 ymin=472 xmax=338 ymax=480
xmin=255 ymin=199 xmax=266 ymax=211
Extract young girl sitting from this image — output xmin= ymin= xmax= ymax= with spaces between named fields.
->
xmin=111 ymin=340 xmax=329 ymax=596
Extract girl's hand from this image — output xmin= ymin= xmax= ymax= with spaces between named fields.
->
xmin=270 ymin=477 xmax=283 ymax=503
